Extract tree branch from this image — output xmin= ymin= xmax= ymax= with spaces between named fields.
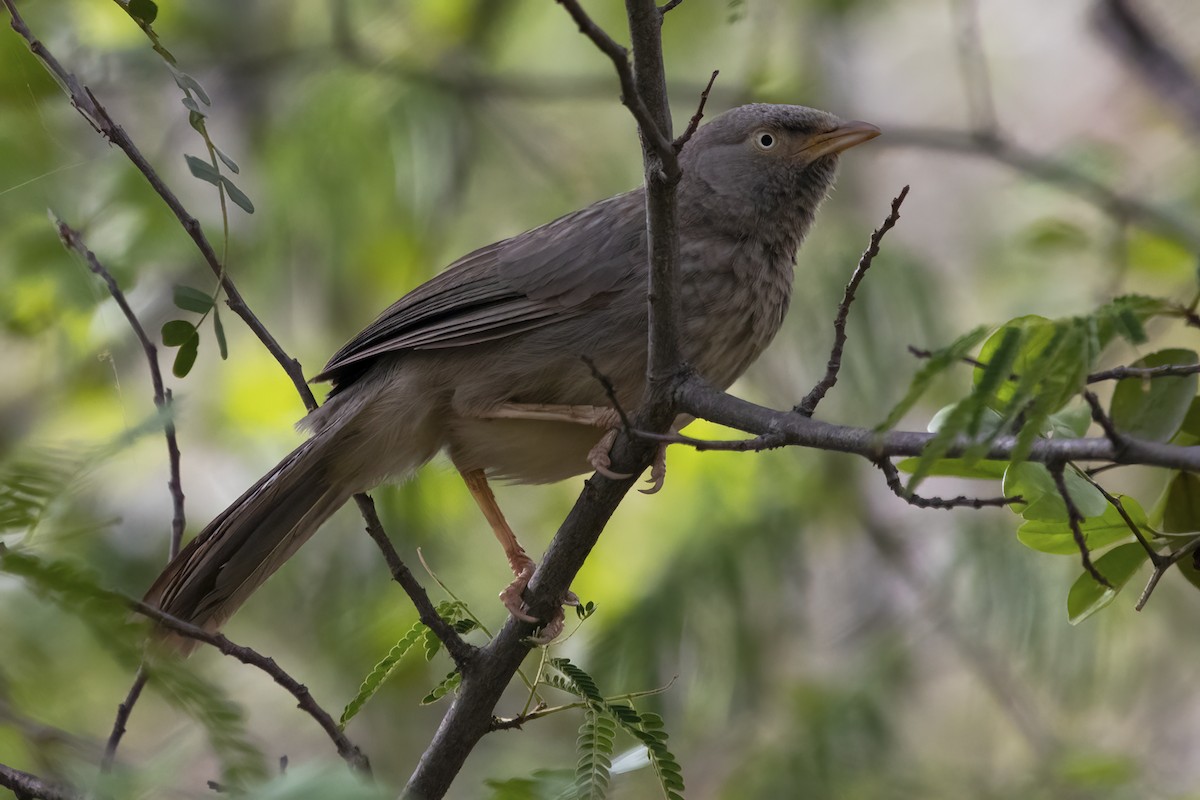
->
xmin=796 ymin=186 xmax=910 ymax=417
xmin=880 ymin=125 xmax=1200 ymax=250
xmin=676 ymin=375 xmax=1200 ymax=471
xmin=1093 ymin=0 xmax=1200 ymax=135
xmin=0 ymin=763 xmax=79 ymax=800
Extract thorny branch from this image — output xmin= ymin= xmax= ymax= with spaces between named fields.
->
xmin=796 ymin=185 xmax=910 ymax=417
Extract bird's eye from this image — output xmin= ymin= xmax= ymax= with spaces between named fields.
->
xmin=754 ymin=131 xmax=777 ymax=150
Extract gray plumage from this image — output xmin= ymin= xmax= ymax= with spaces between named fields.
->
xmin=144 ymin=104 xmax=879 ymax=640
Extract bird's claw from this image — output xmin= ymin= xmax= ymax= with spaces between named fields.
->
xmin=588 ymin=429 xmax=633 ymax=480
xmin=638 ymin=444 xmax=668 ymax=495
xmin=500 ymin=561 xmax=579 ymax=641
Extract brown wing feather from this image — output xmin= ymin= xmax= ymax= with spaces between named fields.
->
xmin=313 ymin=190 xmax=645 ymax=386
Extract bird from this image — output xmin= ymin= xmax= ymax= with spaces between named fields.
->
xmin=143 ymin=104 xmax=880 ymax=645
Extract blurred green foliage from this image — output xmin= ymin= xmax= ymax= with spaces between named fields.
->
xmin=2 ymin=1 xmax=1200 ymax=799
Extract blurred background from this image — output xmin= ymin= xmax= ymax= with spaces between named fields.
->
xmin=2 ymin=0 xmax=1200 ymax=797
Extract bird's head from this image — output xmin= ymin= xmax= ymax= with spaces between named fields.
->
xmin=680 ymin=103 xmax=880 ymax=246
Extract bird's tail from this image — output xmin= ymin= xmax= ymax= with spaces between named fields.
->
xmin=143 ymin=430 xmax=350 ymax=651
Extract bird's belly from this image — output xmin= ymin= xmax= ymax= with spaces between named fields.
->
xmin=445 ymin=417 xmax=601 ymax=485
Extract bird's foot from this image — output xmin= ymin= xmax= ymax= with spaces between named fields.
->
xmin=500 ymin=554 xmax=580 ymax=643
xmin=588 ymin=430 xmax=669 ymax=494
xmin=588 ymin=429 xmax=632 ymax=479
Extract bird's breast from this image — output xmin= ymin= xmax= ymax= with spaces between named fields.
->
xmin=679 ymin=236 xmax=794 ymax=390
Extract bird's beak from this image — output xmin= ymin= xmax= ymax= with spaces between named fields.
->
xmin=801 ymin=120 xmax=881 ymax=159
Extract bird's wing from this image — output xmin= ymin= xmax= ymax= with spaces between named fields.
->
xmin=313 ymin=191 xmax=645 ymax=385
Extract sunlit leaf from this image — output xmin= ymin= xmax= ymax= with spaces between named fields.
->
xmin=1017 ymin=495 xmax=1146 ymax=554
xmin=1109 ymin=349 xmax=1199 ymax=442
xmin=1002 ymin=462 xmax=1107 ymax=521
xmin=1066 ymin=543 xmax=1150 ymax=624
xmin=420 ymin=670 xmax=461 ymax=705
xmin=895 ymin=457 xmax=1007 ymax=480
xmin=339 ymin=621 xmax=426 ymax=728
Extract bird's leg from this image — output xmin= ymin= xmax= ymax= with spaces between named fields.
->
xmin=459 ymin=468 xmax=576 ymax=640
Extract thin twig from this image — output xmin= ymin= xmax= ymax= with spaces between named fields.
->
xmin=53 ymin=216 xmax=187 ymax=558
xmin=353 ymin=494 xmax=477 ymax=671
xmin=796 ymin=185 xmax=910 ymax=417
xmin=1087 ymin=362 xmax=1200 ymax=383
xmin=1047 ymin=461 xmax=1111 ymax=589
xmin=554 ymin=0 xmax=676 ymax=171
xmin=130 ymin=599 xmax=372 ymax=773
xmin=3 ymin=0 xmax=317 ymax=412
xmin=1080 ymin=472 xmax=1165 ymax=567
xmin=658 ymin=0 xmax=685 ymax=14
xmin=951 ymin=0 xmax=999 ymax=133
xmin=100 ymin=667 xmax=147 ymax=773
xmin=1082 ymin=389 xmax=1126 ymax=458
xmin=672 ymin=69 xmax=718 ymax=152
xmin=582 ymin=355 xmax=634 ymax=432
xmin=874 ymin=458 xmax=1019 ymax=510
xmin=1134 ymin=538 xmax=1200 ymax=611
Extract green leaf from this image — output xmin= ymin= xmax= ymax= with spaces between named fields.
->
xmin=1066 ymin=543 xmax=1150 ymax=624
xmin=1048 ymin=404 xmax=1092 ymax=439
xmin=221 ymin=176 xmax=256 ymax=214
xmin=173 ymin=284 xmax=215 ymax=313
xmin=161 ymin=319 xmax=198 ymax=347
xmin=1002 ymin=463 xmax=1107 ymax=521
xmin=1158 ymin=471 xmax=1200 ymax=533
xmin=573 ymin=709 xmax=616 ymax=799
xmin=340 ymin=621 xmax=426 ymax=728
xmin=214 ymin=145 xmax=240 ymax=174
xmin=1109 ymin=349 xmax=1199 ymax=442
xmin=1171 ymin=397 xmax=1200 ymax=445
xmin=170 ymin=69 xmax=211 ymax=106
xmin=212 ymin=307 xmax=228 ymax=359
xmin=420 ymin=670 xmax=461 ymax=705
xmin=1017 ymin=495 xmax=1147 ymax=554
xmin=1021 ymin=217 xmax=1089 ymax=253
xmin=876 ymin=326 xmax=988 ymax=431
xmin=181 ymin=96 xmax=206 ymax=116
xmin=127 ymin=0 xmax=158 ymax=24
xmin=1094 ymin=294 xmax=1168 ymax=348
xmin=172 ymin=335 xmax=199 ymax=378
xmin=895 ymin=457 xmax=1007 ymax=480
xmin=185 ymin=154 xmax=220 ymax=186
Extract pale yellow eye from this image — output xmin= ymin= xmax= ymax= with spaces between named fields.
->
xmin=753 ymin=130 xmax=777 ymax=150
